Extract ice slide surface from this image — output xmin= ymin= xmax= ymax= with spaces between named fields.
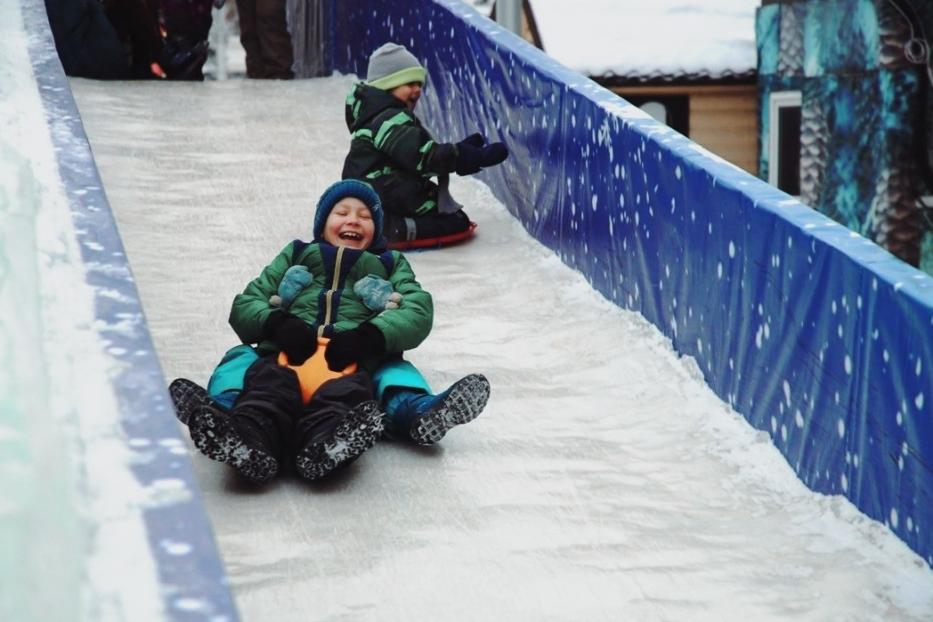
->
xmin=69 ymin=76 xmax=933 ymax=621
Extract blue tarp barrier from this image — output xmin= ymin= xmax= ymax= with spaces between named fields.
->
xmin=22 ymin=0 xmax=239 ymax=618
xmin=332 ymin=0 xmax=933 ymax=566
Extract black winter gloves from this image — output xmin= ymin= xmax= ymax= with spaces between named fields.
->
xmin=325 ymin=323 xmax=386 ymax=371
xmin=264 ymin=311 xmax=317 ymax=365
xmin=454 ymin=134 xmax=508 ymax=176
xmin=460 ymin=133 xmax=485 ymax=148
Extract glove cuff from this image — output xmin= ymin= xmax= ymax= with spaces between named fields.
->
xmin=262 ymin=310 xmax=292 ymax=340
xmin=358 ymin=322 xmax=386 ymax=357
xmin=429 ymin=143 xmax=459 ymax=173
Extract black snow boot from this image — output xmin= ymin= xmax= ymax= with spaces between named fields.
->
xmin=188 ymin=404 xmax=279 ymax=483
xmin=295 ymin=401 xmax=385 ymax=481
xmin=169 ymin=377 xmax=224 ymax=425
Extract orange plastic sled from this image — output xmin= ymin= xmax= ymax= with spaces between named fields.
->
xmin=278 ymin=337 xmax=357 ymax=404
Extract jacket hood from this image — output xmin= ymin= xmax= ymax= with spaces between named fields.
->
xmin=345 ymin=83 xmax=407 ymax=132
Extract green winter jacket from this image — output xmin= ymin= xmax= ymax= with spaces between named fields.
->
xmin=342 ymin=83 xmax=458 ymax=217
xmin=229 ymin=241 xmax=433 ymax=373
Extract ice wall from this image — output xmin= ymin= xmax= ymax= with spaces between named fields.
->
xmin=332 ymin=0 xmax=933 ymax=566
xmin=0 ymin=64 xmax=88 ymax=622
xmin=5 ymin=0 xmax=239 ymax=619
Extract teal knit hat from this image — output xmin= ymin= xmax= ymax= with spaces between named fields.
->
xmin=366 ymin=43 xmax=426 ymax=90
xmin=313 ymin=180 xmax=384 ymax=242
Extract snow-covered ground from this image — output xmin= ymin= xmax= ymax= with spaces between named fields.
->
xmin=67 ymin=74 xmax=933 ymax=621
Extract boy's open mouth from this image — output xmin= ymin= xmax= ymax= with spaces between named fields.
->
xmin=339 ymin=231 xmax=363 ymax=241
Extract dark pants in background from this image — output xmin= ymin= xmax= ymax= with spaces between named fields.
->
xmin=44 ymin=0 xmax=130 ymax=79
xmin=161 ymin=0 xmax=214 ymax=46
xmin=236 ymin=0 xmax=294 ymax=79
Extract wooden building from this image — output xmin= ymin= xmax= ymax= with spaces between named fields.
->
xmin=596 ymin=79 xmax=758 ymax=176
xmin=493 ymin=0 xmax=760 ymax=175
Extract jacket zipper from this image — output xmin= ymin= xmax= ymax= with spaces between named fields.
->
xmin=318 ymin=245 xmax=345 ymax=337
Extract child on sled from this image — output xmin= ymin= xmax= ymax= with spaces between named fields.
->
xmin=342 ymin=42 xmax=509 ymax=246
xmin=170 ymin=180 xmax=489 ymax=483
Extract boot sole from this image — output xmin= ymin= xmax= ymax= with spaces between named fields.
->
xmin=410 ymin=374 xmax=490 ymax=446
xmin=189 ymin=405 xmax=278 ymax=483
xmin=169 ymin=378 xmax=215 ymax=425
xmin=296 ymin=401 xmax=385 ymax=481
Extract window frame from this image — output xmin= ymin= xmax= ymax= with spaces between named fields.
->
xmin=624 ymin=94 xmax=690 ymax=137
xmin=768 ymin=90 xmax=802 ymax=196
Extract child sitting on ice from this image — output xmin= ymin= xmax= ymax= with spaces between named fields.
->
xmin=170 ymin=180 xmax=490 ymax=483
xmin=342 ymin=42 xmax=509 ymax=245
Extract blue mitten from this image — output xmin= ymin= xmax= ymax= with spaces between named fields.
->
xmin=270 ymin=265 xmax=313 ymax=309
xmin=354 ymin=275 xmax=402 ymax=311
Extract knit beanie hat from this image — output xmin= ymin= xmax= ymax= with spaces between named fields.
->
xmin=313 ymin=180 xmax=384 ymax=242
xmin=366 ymin=42 xmax=426 ymax=90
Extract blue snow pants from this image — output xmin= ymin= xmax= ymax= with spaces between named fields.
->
xmin=207 ymin=345 xmax=432 ymax=416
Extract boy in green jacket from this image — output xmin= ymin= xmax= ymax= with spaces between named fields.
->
xmin=342 ymin=42 xmax=508 ymax=244
xmin=175 ymin=180 xmax=489 ymax=483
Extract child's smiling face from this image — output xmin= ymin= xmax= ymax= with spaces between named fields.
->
xmin=323 ymin=197 xmax=375 ymax=250
xmin=390 ymin=81 xmax=423 ymax=111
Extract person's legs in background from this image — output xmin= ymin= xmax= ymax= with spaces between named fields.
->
xmin=254 ymin=0 xmax=293 ymax=79
xmin=159 ymin=0 xmax=213 ymax=80
xmin=235 ymin=0 xmax=265 ymax=77
xmin=236 ymin=0 xmax=292 ymax=79
xmin=101 ymin=0 xmax=164 ymax=78
xmin=161 ymin=0 xmax=214 ymax=45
